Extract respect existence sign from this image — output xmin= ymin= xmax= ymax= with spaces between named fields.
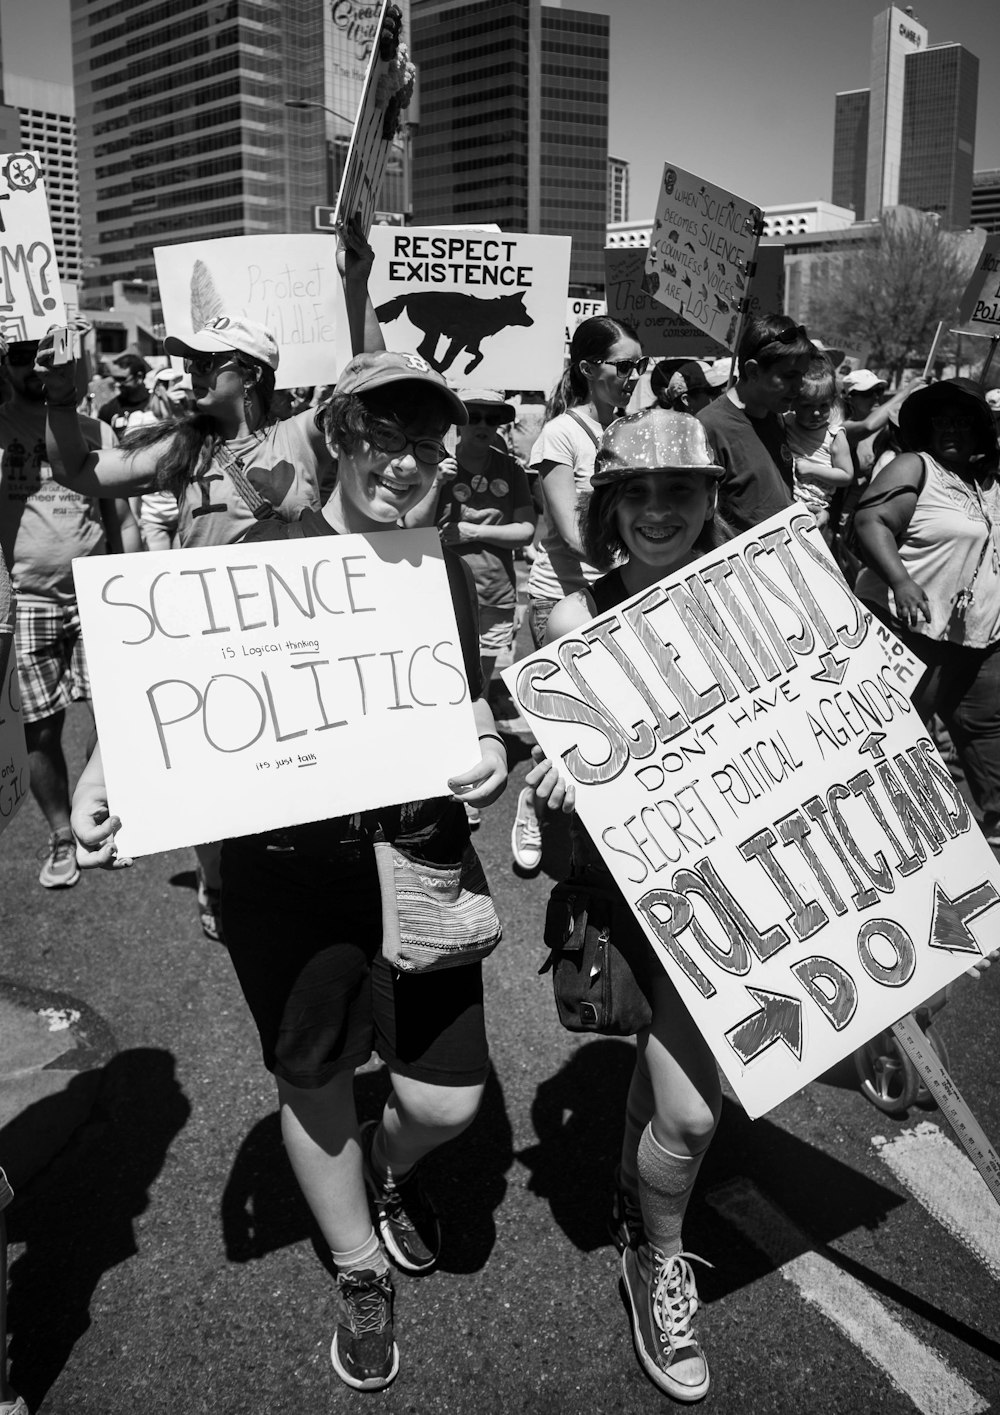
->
xmin=366 ymin=226 xmax=571 ymax=391
xmin=73 ymin=529 xmax=481 ymax=858
xmin=502 ymin=507 xmax=1000 ymax=1118
xmin=154 ymin=235 xmax=341 ymax=389
xmin=644 ymin=164 xmax=764 ymax=351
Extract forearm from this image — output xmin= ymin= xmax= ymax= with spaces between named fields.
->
xmin=462 ymin=519 xmax=536 ymax=547
xmin=46 ymin=404 xmax=91 ymax=481
xmin=794 ymin=459 xmax=853 ymax=487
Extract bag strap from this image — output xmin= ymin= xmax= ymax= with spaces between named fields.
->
xmin=211 ymin=437 xmax=274 ymax=520
xmin=565 ymin=408 xmax=601 ymax=449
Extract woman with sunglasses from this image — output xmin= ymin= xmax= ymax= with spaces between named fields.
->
xmin=854 ymin=377 xmax=1000 ymax=845
xmin=511 ymin=315 xmax=644 ymax=871
xmin=70 ymin=349 xmax=508 ymax=1394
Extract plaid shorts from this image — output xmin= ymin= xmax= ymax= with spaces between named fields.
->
xmin=14 ymin=599 xmax=90 ymax=723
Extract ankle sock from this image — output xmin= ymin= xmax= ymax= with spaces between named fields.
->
xmin=636 ymin=1124 xmax=708 ymax=1260
xmin=332 ymin=1227 xmax=388 ymax=1279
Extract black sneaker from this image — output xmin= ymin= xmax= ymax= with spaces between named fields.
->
xmin=330 ymin=1267 xmax=399 ymax=1392
xmin=361 ymin=1120 xmax=441 ymax=1274
xmin=609 ymin=1167 xmax=645 ymax=1253
xmin=621 ymin=1244 xmax=710 ymax=1403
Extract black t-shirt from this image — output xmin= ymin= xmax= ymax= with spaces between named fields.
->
xmin=698 ymin=393 xmax=794 ymax=533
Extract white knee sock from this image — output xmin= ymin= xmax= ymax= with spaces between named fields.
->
xmin=636 ymin=1123 xmax=708 ymax=1259
xmin=331 ymin=1227 xmax=388 ymax=1278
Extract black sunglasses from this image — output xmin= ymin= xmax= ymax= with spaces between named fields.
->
xmin=601 ymin=357 xmax=649 ymax=378
xmin=466 ymin=410 xmax=505 ymax=428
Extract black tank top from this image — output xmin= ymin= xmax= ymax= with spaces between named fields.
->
xmin=590 ymin=567 xmax=627 ymax=615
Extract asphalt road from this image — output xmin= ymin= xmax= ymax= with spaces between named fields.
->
xmin=2 ymin=700 xmax=999 ymax=1415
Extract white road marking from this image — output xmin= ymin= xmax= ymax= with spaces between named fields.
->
xmin=708 ymin=1178 xmax=989 ymax=1415
xmin=872 ymin=1121 xmax=1000 ymax=1282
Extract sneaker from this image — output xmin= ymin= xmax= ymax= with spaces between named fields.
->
xmin=330 ymin=1266 xmax=399 ymax=1391
xmin=511 ymin=786 xmax=542 ymax=872
xmin=464 ymin=801 xmax=482 ymax=830
xmin=609 ymin=1167 xmax=645 ymax=1253
xmin=196 ymin=867 xmax=223 ymax=943
xmin=38 ymin=829 xmax=80 ymax=889
xmin=361 ymin=1120 xmax=441 ymax=1274
xmin=621 ymin=1244 xmax=710 ymax=1403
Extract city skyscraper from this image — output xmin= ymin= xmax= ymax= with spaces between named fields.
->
xmin=71 ymin=0 xmax=410 ymax=314
xmin=608 ymin=155 xmax=629 ymax=225
xmin=831 ymin=5 xmax=978 ymax=228
xmin=864 ymin=5 xmax=927 ymax=220
xmin=410 ymin=0 xmax=609 ymax=292
xmin=971 ymin=170 xmax=1000 ymax=234
xmin=898 ymin=43 xmax=978 ymax=228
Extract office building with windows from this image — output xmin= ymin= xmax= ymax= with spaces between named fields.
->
xmin=971 ymin=170 xmax=1000 ymax=234
xmin=898 ymin=43 xmax=978 ymax=228
xmin=72 ymin=0 xmax=410 ymax=314
xmin=831 ymin=5 xmax=978 ymax=228
xmin=4 ymin=74 xmax=80 ymax=287
xmin=608 ymin=155 xmax=629 ymax=225
xmin=410 ymin=0 xmax=609 ymax=292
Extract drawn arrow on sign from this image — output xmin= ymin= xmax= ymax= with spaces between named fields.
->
xmin=927 ymin=880 xmax=1000 ymax=955
xmin=858 ymin=731 xmax=887 ymax=759
xmin=725 ymin=987 xmax=803 ymax=1065
xmin=811 ymin=651 xmax=849 ymax=685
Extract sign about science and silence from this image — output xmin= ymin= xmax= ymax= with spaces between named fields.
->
xmin=644 ymin=164 xmax=764 ymax=351
xmin=154 ymin=235 xmax=344 ymax=390
xmin=72 ymin=530 xmax=481 ymax=858
xmin=607 ymin=244 xmax=784 ymax=360
xmin=366 ymin=226 xmax=572 ymax=392
xmin=0 ymin=150 xmax=66 ymax=343
xmin=502 ymin=506 xmax=1000 ymax=1118
xmin=0 ymin=646 xmax=29 ymax=840
xmin=956 ymin=233 xmax=1000 ymax=336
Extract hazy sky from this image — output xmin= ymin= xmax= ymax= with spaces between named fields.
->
xmin=2 ymin=0 xmax=996 ymax=222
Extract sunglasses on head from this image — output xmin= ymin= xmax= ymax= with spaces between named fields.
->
xmin=601 ymin=357 xmax=649 ymax=378
xmin=773 ymin=324 xmax=809 ymax=346
xmin=367 ymin=419 xmax=448 ymax=466
xmin=466 ymin=410 xmax=505 ymax=428
xmin=6 ymin=344 xmax=39 ymax=367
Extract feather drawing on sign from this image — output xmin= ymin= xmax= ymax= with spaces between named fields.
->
xmin=190 ymin=260 xmax=224 ymax=332
xmin=375 ymin=290 xmax=533 ymax=376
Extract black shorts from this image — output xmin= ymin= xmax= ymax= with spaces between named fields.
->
xmin=221 ymin=830 xmax=489 ymax=1090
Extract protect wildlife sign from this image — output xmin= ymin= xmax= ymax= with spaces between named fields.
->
xmin=367 ymin=227 xmax=571 ymax=392
xmin=502 ymin=506 xmax=1000 ymax=1118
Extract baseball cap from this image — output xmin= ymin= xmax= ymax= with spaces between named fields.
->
xmin=164 ymin=315 xmax=279 ymax=371
xmin=843 ymin=369 xmax=887 ymax=395
xmin=665 ymin=362 xmax=711 ymax=399
xmin=649 ymin=358 xmax=688 ymax=398
xmin=702 ymin=358 xmax=732 ymax=389
xmin=335 ymin=350 xmax=468 ymax=424
xmin=985 ymin=388 xmax=1000 ymax=414
xmin=592 ymin=408 xmax=724 ymax=486
xmin=455 ymin=387 xmax=515 ymax=422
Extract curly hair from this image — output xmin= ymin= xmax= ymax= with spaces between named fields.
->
xmin=317 ymin=383 xmax=454 ymax=454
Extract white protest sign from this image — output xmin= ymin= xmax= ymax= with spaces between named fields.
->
xmin=154 ymin=235 xmax=341 ymax=389
xmin=644 ymin=164 xmax=763 ymax=351
xmin=565 ymin=297 xmax=607 ymax=348
xmin=956 ymin=234 xmax=1000 ymax=336
xmin=0 ymin=151 xmax=65 ymax=341
xmin=0 ymin=645 xmax=29 ymax=839
xmin=73 ymin=529 xmax=481 ymax=858
xmin=503 ymin=506 xmax=1000 ymax=1119
xmin=333 ymin=0 xmax=414 ymax=235
xmin=606 ymin=246 xmax=784 ymax=359
xmin=368 ymin=226 xmax=571 ymax=391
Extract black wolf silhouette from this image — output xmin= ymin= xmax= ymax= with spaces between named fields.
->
xmin=374 ymin=290 xmax=533 ymax=375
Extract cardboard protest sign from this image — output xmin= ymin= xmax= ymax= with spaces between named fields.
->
xmin=154 ymin=236 xmax=342 ymax=389
xmin=502 ymin=507 xmax=1000 ymax=1119
xmin=606 ymin=246 xmax=783 ymax=359
xmin=0 ymin=645 xmax=29 ymax=839
xmin=956 ymin=234 xmax=1000 ymax=336
xmin=368 ymin=226 xmax=571 ymax=391
xmin=644 ymin=165 xmax=764 ymax=351
xmin=73 ymin=530 xmax=481 ymax=858
xmin=332 ymin=0 xmax=415 ymax=235
xmin=0 ymin=151 xmax=65 ymax=342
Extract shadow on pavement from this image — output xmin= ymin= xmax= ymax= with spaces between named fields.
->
xmin=220 ymin=1063 xmax=513 ymax=1276
xmin=5 ymin=1048 xmax=190 ymax=1410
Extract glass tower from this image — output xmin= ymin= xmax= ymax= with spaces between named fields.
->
xmin=898 ymin=44 xmax=978 ymax=229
